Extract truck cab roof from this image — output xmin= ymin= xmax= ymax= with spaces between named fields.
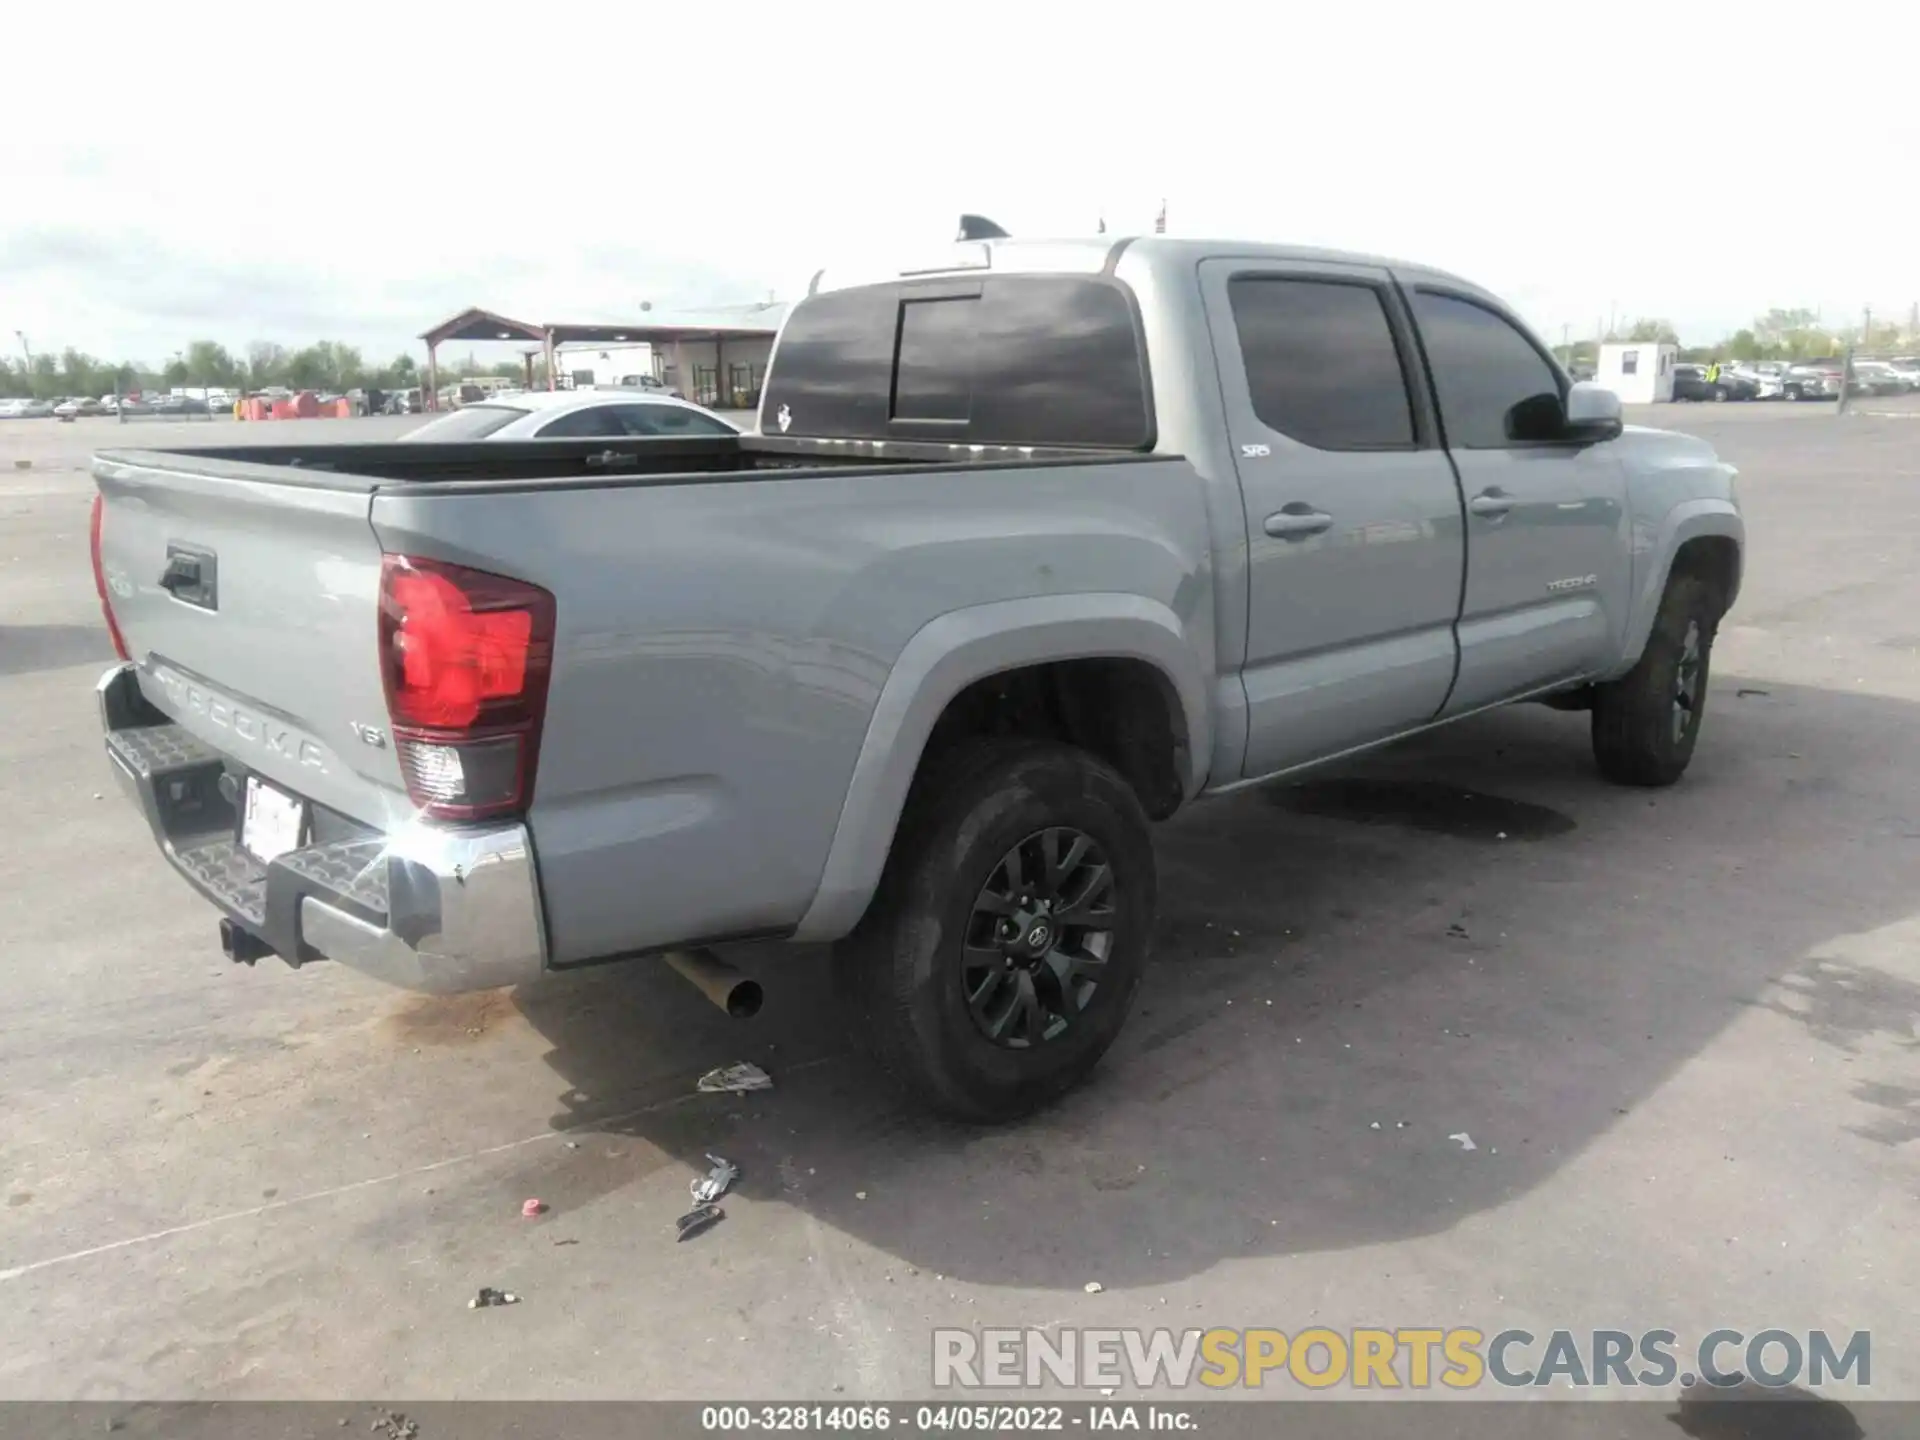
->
xmin=810 ymin=234 xmax=1481 ymax=300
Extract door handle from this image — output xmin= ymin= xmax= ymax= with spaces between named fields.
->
xmin=1468 ymin=491 xmax=1514 ymax=519
xmin=1264 ymin=507 xmax=1334 ymax=538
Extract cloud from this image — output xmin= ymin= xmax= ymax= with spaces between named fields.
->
xmin=2 ymin=2 xmax=1915 ymax=364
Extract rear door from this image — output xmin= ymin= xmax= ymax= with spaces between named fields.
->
xmin=94 ymin=459 xmax=406 ymax=826
xmin=1403 ymin=286 xmax=1631 ymax=716
xmin=1199 ymin=259 xmax=1467 ymax=779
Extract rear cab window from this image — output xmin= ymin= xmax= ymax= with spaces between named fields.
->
xmin=762 ymin=275 xmax=1154 ymax=449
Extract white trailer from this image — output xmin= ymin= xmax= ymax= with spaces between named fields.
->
xmin=1596 ymin=342 xmax=1678 ymax=404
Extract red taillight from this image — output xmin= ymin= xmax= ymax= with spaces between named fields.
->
xmin=378 ymin=555 xmax=555 ymax=822
xmin=89 ymin=493 xmax=132 ymax=662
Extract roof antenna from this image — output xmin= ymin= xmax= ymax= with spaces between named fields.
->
xmin=956 ymin=214 xmax=1009 ymax=241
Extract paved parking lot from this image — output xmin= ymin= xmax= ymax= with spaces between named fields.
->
xmin=1 ymin=406 xmax=1915 ymax=1403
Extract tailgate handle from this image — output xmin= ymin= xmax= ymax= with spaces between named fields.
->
xmin=159 ymin=555 xmax=201 ymax=591
xmin=159 ymin=545 xmax=218 ymax=609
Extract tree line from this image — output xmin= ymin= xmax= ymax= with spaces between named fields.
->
xmin=1557 ymin=308 xmax=1917 ymax=368
xmin=0 ymin=340 xmax=540 ymax=401
xmin=8 ymin=305 xmax=1913 ymax=401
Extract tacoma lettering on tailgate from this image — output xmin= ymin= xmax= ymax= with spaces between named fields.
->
xmin=150 ymin=665 xmax=329 ymax=773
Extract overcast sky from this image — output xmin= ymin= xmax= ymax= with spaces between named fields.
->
xmin=4 ymin=3 xmax=1916 ymax=367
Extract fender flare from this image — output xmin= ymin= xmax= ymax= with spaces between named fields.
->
xmin=790 ymin=592 xmax=1212 ymax=942
xmin=1608 ymin=500 xmax=1745 ymax=679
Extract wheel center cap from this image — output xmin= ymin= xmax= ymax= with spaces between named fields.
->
xmin=1026 ymin=921 xmax=1052 ymax=951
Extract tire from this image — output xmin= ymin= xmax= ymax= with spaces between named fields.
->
xmin=1711 ymin=386 xmax=1727 ymax=402
xmin=1591 ymin=574 xmax=1720 ymax=787
xmin=835 ymin=739 xmax=1156 ymax=1122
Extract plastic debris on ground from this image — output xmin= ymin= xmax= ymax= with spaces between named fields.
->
xmin=370 ymin=1410 xmax=419 ymax=1440
xmin=697 ymin=1062 xmax=774 ymax=1094
xmin=677 ymin=1203 xmax=725 ymax=1242
xmin=1083 ymin=1281 xmax=1104 ymax=1294
xmin=1448 ymin=1132 xmax=1478 ymax=1152
xmin=521 ymin=1198 xmax=547 ymax=1217
xmin=469 ymin=1287 xmax=520 ymax=1309
xmin=691 ymin=1154 xmax=739 ymax=1205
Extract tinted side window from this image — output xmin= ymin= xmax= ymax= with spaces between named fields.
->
xmin=762 ymin=276 xmax=1151 ymax=449
xmin=536 ymin=406 xmax=626 ymax=438
xmin=1227 ymin=277 xmax=1414 ymax=449
xmin=1411 ymin=292 xmax=1563 ymax=449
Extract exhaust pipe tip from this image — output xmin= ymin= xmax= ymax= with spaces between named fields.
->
xmin=664 ymin=948 xmax=763 ymax=1019
xmin=723 ymin=979 xmax=764 ymax=1019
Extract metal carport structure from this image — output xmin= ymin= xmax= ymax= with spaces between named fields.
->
xmin=420 ymin=305 xmax=788 ymax=410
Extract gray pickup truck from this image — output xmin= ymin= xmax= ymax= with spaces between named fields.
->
xmin=91 ymin=232 xmax=1743 ymax=1120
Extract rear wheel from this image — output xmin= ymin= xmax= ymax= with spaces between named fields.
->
xmin=1591 ymin=574 xmax=1721 ymax=787
xmin=836 ymin=740 xmax=1156 ymax=1122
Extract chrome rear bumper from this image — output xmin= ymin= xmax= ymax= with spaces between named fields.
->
xmin=98 ymin=663 xmax=547 ymax=994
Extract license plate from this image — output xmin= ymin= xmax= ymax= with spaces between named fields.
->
xmin=241 ymin=777 xmax=306 ymax=864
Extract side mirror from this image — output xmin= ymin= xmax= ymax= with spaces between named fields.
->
xmin=1505 ymin=384 xmax=1623 ymax=444
xmin=1562 ymin=382 xmax=1623 ymax=442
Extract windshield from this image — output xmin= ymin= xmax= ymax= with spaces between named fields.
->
xmin=400 ymin=404 xmax=527 ymax=441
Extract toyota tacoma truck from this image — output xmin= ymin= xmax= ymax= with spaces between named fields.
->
xmin=91 ymin=230 xmax=1744 ymax=1120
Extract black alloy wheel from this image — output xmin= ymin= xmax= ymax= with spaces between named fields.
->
xmin=962 ymin=827 xmax=1117 ymax=1049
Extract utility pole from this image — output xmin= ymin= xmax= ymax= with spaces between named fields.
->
xmin=13 ymin=331 xmax=28 ymax=367
xmin=1862 ymin=306 xmax=1872 ymax=352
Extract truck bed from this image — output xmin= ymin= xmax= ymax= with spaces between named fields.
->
xmin=95 ymin=434 xmax=1162 ymax=492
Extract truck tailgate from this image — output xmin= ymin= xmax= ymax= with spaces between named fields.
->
xmin=94 ymin=456 xmax=405 ymax=827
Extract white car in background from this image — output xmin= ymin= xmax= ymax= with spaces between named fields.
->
xmin=0 ymin=397 xmax=55 ymax=419
xmin=400 ymin=388 xmax=742 ymax=442
xmin=1882 ymin=357 xmax=1920 ymax=390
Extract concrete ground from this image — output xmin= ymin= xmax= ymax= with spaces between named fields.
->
xmin=0 ymin=405 xmax=1915 ymax=1402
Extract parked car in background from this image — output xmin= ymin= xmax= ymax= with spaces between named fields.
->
xmin=1887 ymin=357 xmax=1920 ymax=389
xmin=1851 ymin=361 xmax=1910 ymax=396
xmin=1672 ymin=365 xmax=1755 ymax=402
xmin=53 ymin=397 xmax=105 ymax=418
xmin=1725 ymin=364 xmax=1781 ymax=399
xmin=609 ymin=373 xmax=687 ymax=400
xmin=399 ymin=388 xmax=740 ymax=441
xmin=0 ymin=397 xmax=55 ymax=419
xmin=386 ymin=388 xmax=424 ymax=415
xmin=1782 ymin=363 xmax=1838 ymax=401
